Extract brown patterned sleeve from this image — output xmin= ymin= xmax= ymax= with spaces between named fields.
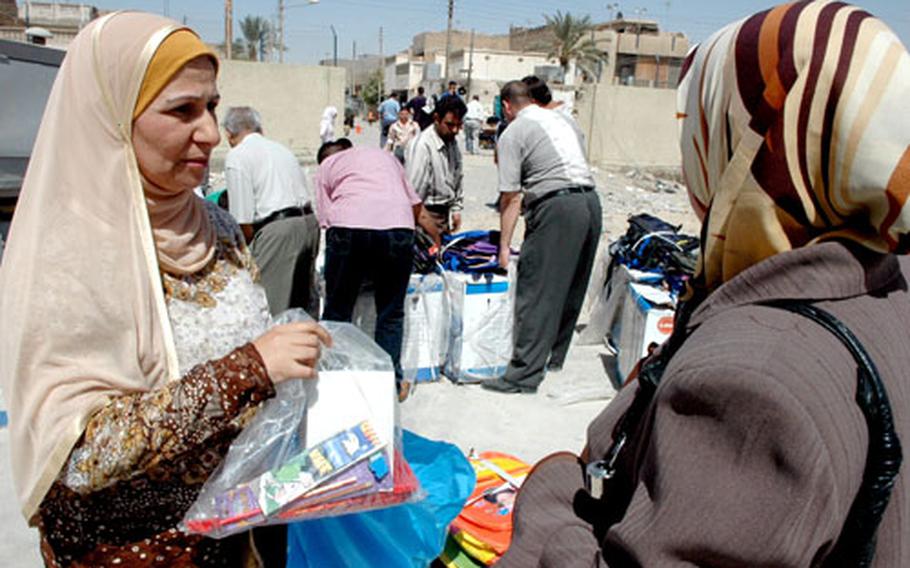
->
xmin=61 ymin=343 xmax=275 ymax=494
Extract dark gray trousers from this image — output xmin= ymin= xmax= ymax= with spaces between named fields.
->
xmin=503 ymin=190 xmax=602 ymax=389
xmin=250 ymin=213 xmax=321 ymax=317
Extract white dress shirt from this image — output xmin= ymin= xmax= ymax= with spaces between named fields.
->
xmin=466 ymin=99 xmax=485 ymax=122
xmin=224 ymin=133 xmax=311 ymax=224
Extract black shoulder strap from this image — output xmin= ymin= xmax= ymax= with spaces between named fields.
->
xmin=595 ymin=300 xmax=902 ymax=567
xmin=765 ymin=301 xmax=902 ymax=568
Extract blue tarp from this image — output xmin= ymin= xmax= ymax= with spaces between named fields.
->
xmin=287 ymin=430 xmax=475 ymax=567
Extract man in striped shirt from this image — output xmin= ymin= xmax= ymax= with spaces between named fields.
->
xmin=484 ymin=80 xmax=602 ymax=394
xmin=405 ymin=95 xmax=467 ymax=245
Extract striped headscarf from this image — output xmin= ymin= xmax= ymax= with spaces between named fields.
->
xmin=677 ymin=0 xmax=910 ymax=292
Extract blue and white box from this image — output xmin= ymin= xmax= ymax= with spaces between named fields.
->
xmin=615 ymin=281 xmax=676 ymax=380
xmin=443 ymin=271 xmax=513 ymax=383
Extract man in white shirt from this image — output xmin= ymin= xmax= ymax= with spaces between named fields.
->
xmin=483 ymin=81 xmax=601 ymax=395
xmin=223 ymin=106 xmax=320 ymax=316
xmin=464 ymin=95 xmax=485 ymax=155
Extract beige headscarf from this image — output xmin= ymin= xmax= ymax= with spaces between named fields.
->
xmin=0 ymin=12 xmax=217 ymax=522
xmin=677 ymin=0 xmax=910 ymax=292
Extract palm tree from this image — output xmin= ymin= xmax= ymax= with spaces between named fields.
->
xmin=240 ymin=15 xmax=271 ymax=62
xmin=542 ymin=11 xmax=607 ymax=82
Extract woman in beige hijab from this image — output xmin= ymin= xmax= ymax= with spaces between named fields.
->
xmin=0 ymin=12 xmax=330 ymax=567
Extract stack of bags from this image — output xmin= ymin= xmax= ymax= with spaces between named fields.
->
xmin=439 ymin=451 xmax=531 ymax=567
xmin=580 ymin=214 xmax=698 ymax=384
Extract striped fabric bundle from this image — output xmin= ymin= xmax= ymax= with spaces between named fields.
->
xmin=677 ymin=0 xmax=910 ymax=291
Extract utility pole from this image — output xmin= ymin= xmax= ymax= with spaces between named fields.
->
xmin=224 ymin=0 xmax=233 ymax=60
xmin=268 ymin=15 xmax=277 ymax=61
xmin=466 ymin=28 xmax=475 ymax=98
xmin=379 ymin=26 xmax=384 ymax=99
xmin=444 ymin=0 xmax=454 ymax=82
xmin=330 ymin=25 xmax=338 ymax=67
xmin=352 ymin=40 xmax=357 ymax=96
xmin=278 ymin=0 xmax=284 ymax=63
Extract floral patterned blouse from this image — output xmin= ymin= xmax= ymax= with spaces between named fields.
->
xmin=38 ymin=202 xmax=276 ymax=567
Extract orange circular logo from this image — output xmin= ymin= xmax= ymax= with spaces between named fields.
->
xmin=657 ymin=316 xmax=674 ymax=335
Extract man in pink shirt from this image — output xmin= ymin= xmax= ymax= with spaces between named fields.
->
xmin=315 ymin=138 xmax=425 ymax=390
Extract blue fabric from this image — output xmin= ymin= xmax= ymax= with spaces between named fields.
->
xmin=379 ymin=98 xmax=401 ymax=125
xmin=441 ymin=231 xmax=508 ymax=274
xmin=286 ymin=430 xmax=475 ymax=568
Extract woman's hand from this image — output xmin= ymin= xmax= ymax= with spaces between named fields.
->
xmin=252 ymin=322 xmax=333 ymax=383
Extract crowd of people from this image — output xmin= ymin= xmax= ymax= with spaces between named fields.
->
xmin=0 ymin=1 xmax=908 ymax=566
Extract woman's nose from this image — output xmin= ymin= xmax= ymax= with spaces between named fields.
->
xmin=196 ymin=111 xmax=221 ymax=147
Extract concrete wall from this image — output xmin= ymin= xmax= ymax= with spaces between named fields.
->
xmin=213 ymin=60 xmax=345 ymax=165
xmin=0 ymin=25 xmax=77 ymax=47
xmin=576 ymin=84 xmax=680 ymax=169
xmin=448 ymin=49 xmax=575 ymax=85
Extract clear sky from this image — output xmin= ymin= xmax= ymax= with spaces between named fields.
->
xmin=92 ymin=0 xmax=910 ymax=65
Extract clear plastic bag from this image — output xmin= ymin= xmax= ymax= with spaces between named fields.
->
xmin=181 ymin=309 xmax=424 ymax=538
xmin=442 ymin=269 xmax=514 ymax=383
xmin=401 ymin=273 xmax=450 ymax=385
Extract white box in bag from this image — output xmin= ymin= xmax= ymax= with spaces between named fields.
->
xmin=401 ymin=273 xmax=449 ymax=382
xmin=443 ymin=271 xmax=513 ymax=383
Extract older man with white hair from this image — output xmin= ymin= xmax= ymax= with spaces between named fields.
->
xmin=223 ymin=106 xmax=320 ymax=316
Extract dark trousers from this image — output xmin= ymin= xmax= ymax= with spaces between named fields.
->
xmin=250 ymin=213 xmax=320 ymax=318
xmin=503 ymin=190 xmax=602 ymax=389
xmin=322 ymin=227 xmax=415 ymax=377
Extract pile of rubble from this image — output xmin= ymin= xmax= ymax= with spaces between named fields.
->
xmin=593 ymin=167 xmax=699 ymax=239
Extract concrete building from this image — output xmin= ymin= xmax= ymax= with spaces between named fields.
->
xmin=382 ymin=51 xmax=447 ymax=96
xmin=510 ymin=17 xmax=688 ymax=88
xmin=319 ymin=53 xmax=382 ymax=96
xmin=0 ymin=0 xmax=17 ymax=25
xmin=446 ymin=47 xmax=575 ymax=88
xmin=411 ymin=30 xmax=508 ymax=60
xmin=0 ymin=1 xmax=99 ymax=48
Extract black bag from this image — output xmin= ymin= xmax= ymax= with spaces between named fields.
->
xmin=607 ymin=213 xmax=699 ymax=295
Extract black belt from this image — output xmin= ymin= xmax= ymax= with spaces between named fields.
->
xmin=252 ymin=204 xmax=312 ymax=238
xmin=525 ymin=186 xmax=594 ymax=210
xmin=423 ymin=203 xmax=451 ymax=215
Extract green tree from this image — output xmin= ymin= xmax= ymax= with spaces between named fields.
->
xmin=542 ymin=11 xmax=608 ymax=82
xmin=361 ymin=69 xmax=384 ymax=108
xmin=213 ymin=39 xmax=247 ymax=60
xmin=239 ymin=15 xmax=271 ymax=62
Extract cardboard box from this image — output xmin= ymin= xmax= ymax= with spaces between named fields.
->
xmin=616 ymin=282 xmax=675 ymax=380
xmin=443 ymin=271 xmax=513 ymax=383
xmin=401 ymin=274 xmax=449 ymax=382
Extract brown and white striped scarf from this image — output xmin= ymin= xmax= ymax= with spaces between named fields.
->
xmin=677 ymin=0 xmax=910 ymax=291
